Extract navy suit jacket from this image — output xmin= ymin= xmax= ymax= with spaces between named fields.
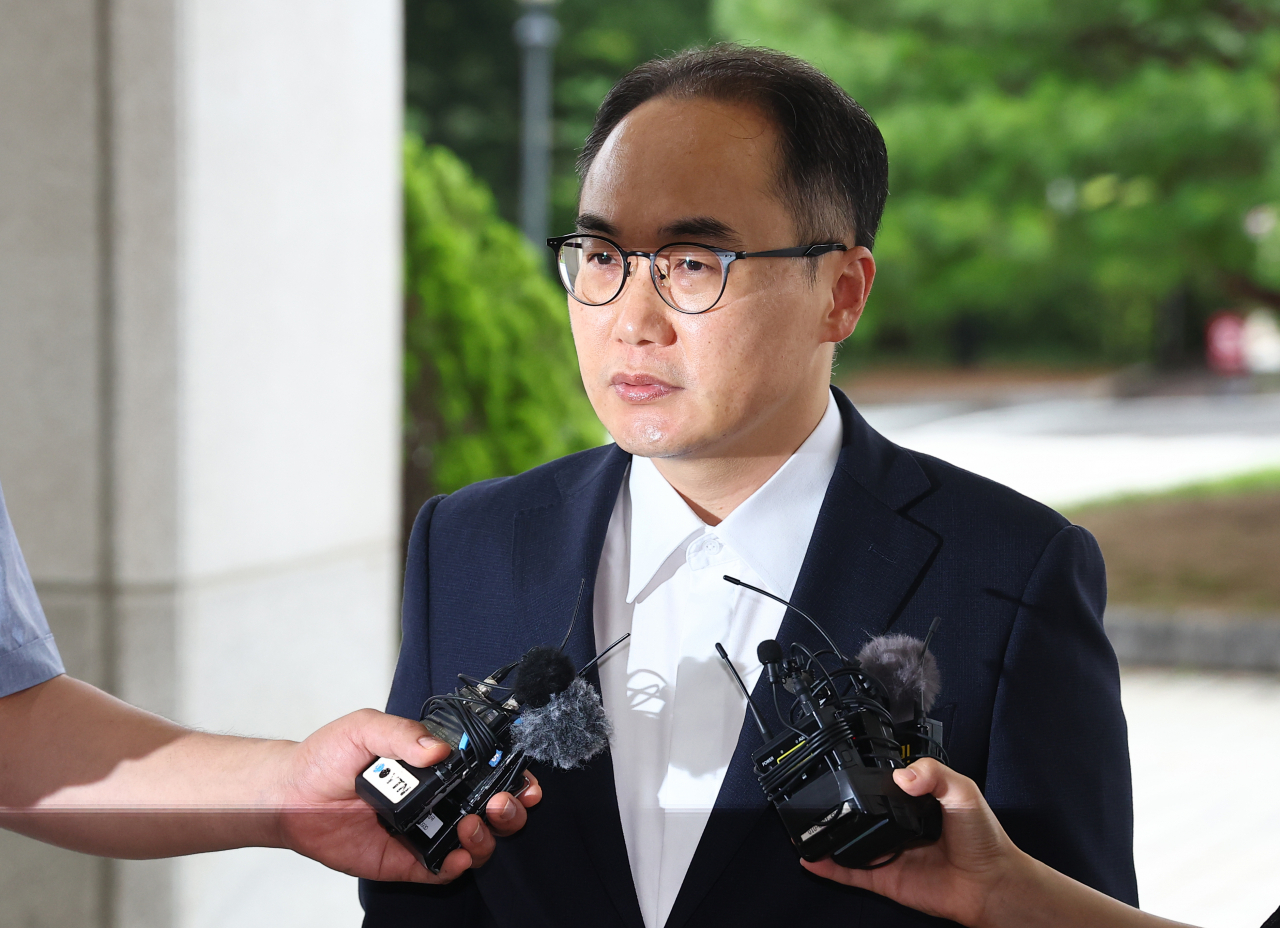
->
xmin=361 ymin=387 xmax=1137 ymax=927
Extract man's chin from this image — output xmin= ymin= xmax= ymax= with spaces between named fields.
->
xmin=608 ymin=421 xmax=696 ymax=460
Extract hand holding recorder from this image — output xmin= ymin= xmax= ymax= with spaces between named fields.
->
xmin=356 ymin=589 xmax=617 ymax=875
xmin=0 ymin=676 xmax=539 ymax=882
xmin=806 ymin=759 xmax=1203 ymax=928
xmin=276 ymin=707 xmax=541 ymax=883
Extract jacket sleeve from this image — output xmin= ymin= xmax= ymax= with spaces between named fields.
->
xmin=359 ymin=495 xmax=490 ymax=927
xmin=982 ymin=523 xmax=1139 ymax=905
xmin=384 ymin=494 xmax=445 ymax=720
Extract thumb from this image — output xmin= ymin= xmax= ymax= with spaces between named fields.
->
xmin=340 ymin=709 xmax=450 ymax=769
xmin=894 ymin=759 xmax=985 ymax=812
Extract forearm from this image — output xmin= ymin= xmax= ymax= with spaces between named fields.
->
xmin=985 ymin=850 xmax=1193 ymax=928
xmin=0 ymin=675 xmax=293 ymax=857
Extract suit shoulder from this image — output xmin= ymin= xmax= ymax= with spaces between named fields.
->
xmin=434 ymin=444 xmax=620 ymax=523
xmin=904 ymin=448 xmax=1070 ymax=545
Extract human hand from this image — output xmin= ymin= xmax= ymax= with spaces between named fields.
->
xmin=801 ymin=758 xmax=1029 ymax=927
xmin=270 ymin=709 xmax=542 ymax=883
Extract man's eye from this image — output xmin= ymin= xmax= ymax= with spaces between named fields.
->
xmin=588 ymin=252 xmax=615 ymax=266
xmin=679 ymin=259 xmax=708 ymax=272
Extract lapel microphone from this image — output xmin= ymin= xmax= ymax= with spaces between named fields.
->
xmin=356 ymin=580 xmax=626 ymax=874
xmin=716 ymin=575 xmax=946 ymax=869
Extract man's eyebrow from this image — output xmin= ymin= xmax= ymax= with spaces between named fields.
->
xmin=658 ymin=216 xmax=743 ymax=247
xmin=575 ymin=213 xmax=619 ymax=236
xmin=573 ymin=213 xmax=744 ymax=247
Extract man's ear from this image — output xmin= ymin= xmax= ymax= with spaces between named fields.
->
xmin=822 ymin=246 xmax=875 ymax=344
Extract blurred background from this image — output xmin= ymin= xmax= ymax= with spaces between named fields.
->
xmin=1 ymin=1 xmax=1278 ymax=926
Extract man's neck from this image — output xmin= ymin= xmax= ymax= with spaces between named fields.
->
xmin=650 ymin=389 xmax=831 ymax=526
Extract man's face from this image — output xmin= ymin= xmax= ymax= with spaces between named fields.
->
xmin=571 ymin=96 xmax=867 ymax=462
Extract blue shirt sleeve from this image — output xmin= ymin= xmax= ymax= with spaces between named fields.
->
xmin=0 ymin=479 xmax=65 ymax=697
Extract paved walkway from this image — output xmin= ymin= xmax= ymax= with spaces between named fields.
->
xmin=859 ymin=393 xmax=1280 ymax=508
xmin=1123 ymin=668 xmax=1280 ymax=928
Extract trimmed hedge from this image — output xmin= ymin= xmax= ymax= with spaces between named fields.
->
xmin=402 ymin=137 xmax=601 ymax=534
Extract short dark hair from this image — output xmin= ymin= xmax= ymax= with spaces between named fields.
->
xmin=577 ymin=44 xmax=889 ymax=251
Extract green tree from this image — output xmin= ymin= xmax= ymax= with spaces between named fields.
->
xmin=718 ymin=0 xmax=1280 ymax=365
xmin=404 ymin=0 xmax=715 ymax=236
xmin=401 ymin=136 xmax=602 ymax=536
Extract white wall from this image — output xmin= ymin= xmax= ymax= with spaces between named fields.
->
xmin=0 ymin=2 xmax=402 ymax=925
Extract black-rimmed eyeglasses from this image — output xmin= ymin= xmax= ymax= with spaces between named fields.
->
xmin=546 ymin=234 xmax=848 ymax=315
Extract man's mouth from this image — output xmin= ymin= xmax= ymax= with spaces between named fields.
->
xmin=609 ymin=372 xmax=678 ymax=403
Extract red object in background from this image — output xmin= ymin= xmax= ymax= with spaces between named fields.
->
xmin=1206 ymin=311 xmax=1246 ymax=374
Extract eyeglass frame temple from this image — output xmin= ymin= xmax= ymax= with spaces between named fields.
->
xmin=734 ymin=243 xmax=848 ymax=259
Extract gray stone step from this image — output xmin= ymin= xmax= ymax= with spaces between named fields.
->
xmin=1106 ymin=606 xmax=1280 ymax=672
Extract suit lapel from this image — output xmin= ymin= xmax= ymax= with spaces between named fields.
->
xmin=663 ymin=389 xmax=941 ymax=928
xmin=511 ymin=445 xmax=646 ymax=928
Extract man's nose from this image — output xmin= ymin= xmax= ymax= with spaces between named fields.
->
xmin=611 ymin=256 xmax=676 ymax=348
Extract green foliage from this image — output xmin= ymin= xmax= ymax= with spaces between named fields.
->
xmin=717 ymin=0 xmax=1280 ymax=364
xmin=404 ymin=1 xmax=524 ymax=220
xmin=401 ymin=136 xmax=602 ymax=520
xmin=550 ymin=0 xmax=717 ymax=233
xmin=405 ymin=0 xmax=1280 ymax=371
xmin=404 ymin=0 xmax=715 ymax=235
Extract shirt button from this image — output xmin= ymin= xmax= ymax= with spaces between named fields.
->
xmin=686 ymin=536 xmax=708 ymax=569
xmin=704 ymin=536 xmax=722 ymax=554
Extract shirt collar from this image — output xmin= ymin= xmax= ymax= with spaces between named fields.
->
xmin=625 ymin=454 xmax=705 ymax=604
xmin=625 ymin=391 xmax=843 ymax=603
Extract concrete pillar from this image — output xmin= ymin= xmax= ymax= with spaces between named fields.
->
xmin=0 ymin=2 xmax=402 ymax=926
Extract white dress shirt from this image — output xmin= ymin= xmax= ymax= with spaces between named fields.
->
xmin=593 ymin=391 xmax=843 ymax=928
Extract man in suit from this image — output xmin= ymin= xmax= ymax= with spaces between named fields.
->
xmin=361 ymin=45 xmax=1136 ymax=927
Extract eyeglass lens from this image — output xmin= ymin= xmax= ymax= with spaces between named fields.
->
xmin=557 ymin=236 xmax=725 ymax=314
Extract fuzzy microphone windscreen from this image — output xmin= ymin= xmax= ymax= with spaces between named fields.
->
xmin=856 ymin=634 xmax=942 ymax=723
xmin=511 ymin=677 xmax=612 ymax=770
xmin=512 ymin=646 xmax=577 ymax=709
